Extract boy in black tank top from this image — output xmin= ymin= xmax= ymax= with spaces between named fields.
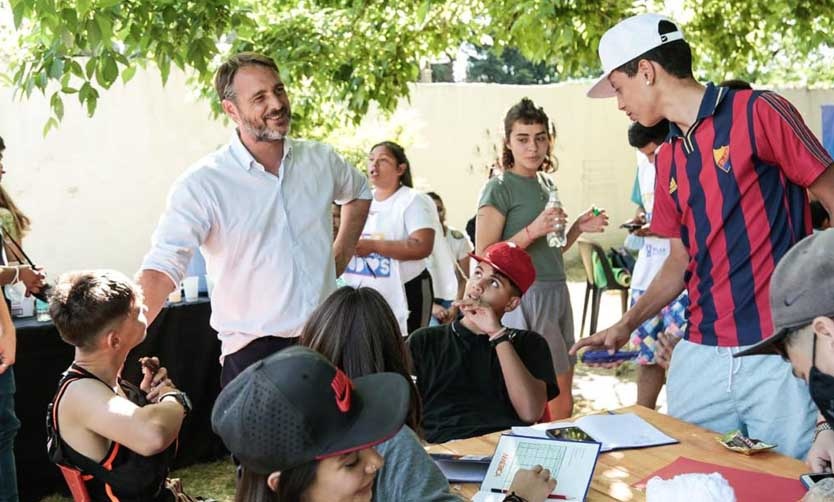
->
xmin=45 ymin=270 xmax=193 ymax=501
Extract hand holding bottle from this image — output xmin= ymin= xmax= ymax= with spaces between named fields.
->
xmin=527 ymin=204 xmax=567 ymax=242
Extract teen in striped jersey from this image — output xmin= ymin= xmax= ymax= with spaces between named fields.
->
xmin=575 ymin=13 xmax=834 ymax=463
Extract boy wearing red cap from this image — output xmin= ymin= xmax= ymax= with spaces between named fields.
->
xmin=408 ymin=242 xmax=558 ymax=443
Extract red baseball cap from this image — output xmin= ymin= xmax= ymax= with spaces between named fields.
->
xmin=469 ymin=242 xmax=536 ymax=294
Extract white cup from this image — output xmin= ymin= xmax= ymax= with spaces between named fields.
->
xmin=182 ymin=276 xmax=200 ymax=301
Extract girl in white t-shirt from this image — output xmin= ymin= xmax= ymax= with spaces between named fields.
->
xmin=343 ymin=142 xmax=437 ymax=335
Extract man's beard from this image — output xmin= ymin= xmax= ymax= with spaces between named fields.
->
xmin=240 ymin=111 xmax=291 ymax=142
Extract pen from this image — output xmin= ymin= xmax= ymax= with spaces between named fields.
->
xmin=490 ymin=488 xmax=567 ymax=500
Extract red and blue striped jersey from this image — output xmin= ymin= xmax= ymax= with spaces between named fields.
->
xmin=651 ymin=83 xmax=833 ymax=347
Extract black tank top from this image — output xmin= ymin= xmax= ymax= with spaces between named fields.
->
xmin=46 ymin=363 xmax=177 ymax=502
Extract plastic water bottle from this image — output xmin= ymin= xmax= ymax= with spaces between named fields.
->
xmin=547 ymin=189 xmax=566 ymax=248
xmin=35 ymin=298 xmax=51 ymax=322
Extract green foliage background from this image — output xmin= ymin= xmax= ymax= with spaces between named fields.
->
xmin=3 ymin=0 xmax=833 ymax=139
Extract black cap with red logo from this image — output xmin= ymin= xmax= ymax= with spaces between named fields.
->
xmin=211 ymin=346 xmax=409 ymax=474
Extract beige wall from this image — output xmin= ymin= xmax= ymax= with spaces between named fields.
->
xmin=1 ymin=72 xmax=832 ymax=278
xmin=0 ymin=71 xmax=228 ymax=277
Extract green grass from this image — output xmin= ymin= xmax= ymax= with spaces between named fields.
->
xmin=39 ymin=459 xmax=237 ymax=502
xmin=172 ymin=460 xmax=236 ymax=501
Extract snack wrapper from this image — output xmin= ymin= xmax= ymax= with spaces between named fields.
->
xmin=717 ymin=430 xmax=776 ymax=455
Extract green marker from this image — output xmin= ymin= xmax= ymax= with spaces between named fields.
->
xmin=592 ymin=206 xmax=601 ymax=216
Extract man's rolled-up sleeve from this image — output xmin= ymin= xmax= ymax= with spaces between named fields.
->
xmin=330 ymin=148 xmax=371 ymax=204
xmin=140 ymin=176 xmax=212 ymax=286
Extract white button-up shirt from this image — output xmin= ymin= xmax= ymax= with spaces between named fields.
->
xmin=141 ymin=132 xmax=371 ymax=360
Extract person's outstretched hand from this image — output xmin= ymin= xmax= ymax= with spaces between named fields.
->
xmin=569 ymin=321 xmax=631 ymax=368
xmin=576 ymin=207 xmax=609 ymax=233
xmin=507 ymin=465 xmax=557 ymax=502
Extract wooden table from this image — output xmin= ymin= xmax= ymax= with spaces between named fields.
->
xmin=427 ymin=405 xmax=808 ymax=501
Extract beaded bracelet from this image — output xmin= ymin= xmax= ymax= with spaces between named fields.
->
xmin=488 ymin=326 xmax=508 ymax=341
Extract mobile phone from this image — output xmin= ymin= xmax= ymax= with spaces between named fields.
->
xmin=546 ymin=426 xmax=596 ymax=443
xmin=619 ymin=222 xmax=643 ymax=230
xmin=800 ymin=472 xmax=834 ymax=489
xmin=581 ymin=350 xmax=639 ymax=364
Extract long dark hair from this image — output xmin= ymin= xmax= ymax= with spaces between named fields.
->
xmin=300 ymin=286 xmax=423 ymax=437
xmin=501 ymin=98 xmax=558 ymax=173
xmin=370 ymin=141 xmax=413 ymax=188
xmin=0 ymin=137 xmax=32 ymax=242
xmin=235 ymin=462 xmax=318 ymax=502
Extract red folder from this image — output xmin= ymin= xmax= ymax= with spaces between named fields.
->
xmin=634 ymin=457 xmax=805 ymax=502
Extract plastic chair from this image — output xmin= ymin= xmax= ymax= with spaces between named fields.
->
xmin=577 ymin=239 xmax=629 ymax=337
xmin=58 ymin=465 xmax=92 ymax=502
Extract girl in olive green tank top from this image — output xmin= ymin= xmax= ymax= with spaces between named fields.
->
xmin=475 ymin=98 xmax=609 ymax=420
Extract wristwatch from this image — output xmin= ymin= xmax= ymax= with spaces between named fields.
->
xmin=159 ymin=391 xmax=193 ymax=417
xmin=502 ymin=493 xmax=528 ymax=502
xmin=490 ymin=328 xmax=517 ymax=348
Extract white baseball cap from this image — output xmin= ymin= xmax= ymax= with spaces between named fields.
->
xmin=587 ymin=13 xmax=685 ymax=98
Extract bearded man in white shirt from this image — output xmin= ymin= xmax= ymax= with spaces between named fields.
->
xmin=138 ymin=52 xmax=371 ymax=386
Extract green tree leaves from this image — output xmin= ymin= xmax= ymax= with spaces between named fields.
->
xmin=7 ymin=0 xmax=234 ymax=126
xmin=4 ymin=0 xmax=833 ymax=138
xmin=684 ymin=0 xmax=834 ymax=85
